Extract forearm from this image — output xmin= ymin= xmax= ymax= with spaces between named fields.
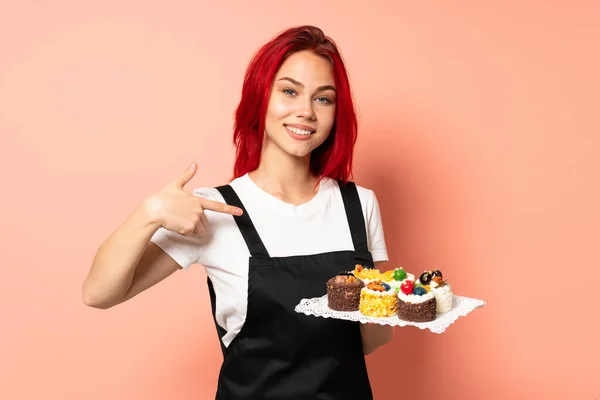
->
xmin=360 ymin=323 xmax=394 ymax=355
xmin=83 ymin=198 xmax=160 ymax=308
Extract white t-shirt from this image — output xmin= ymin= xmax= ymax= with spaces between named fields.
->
xmin=150 ymin=173 xmax=389 ymax=347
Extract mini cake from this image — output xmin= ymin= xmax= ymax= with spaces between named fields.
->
xmin=397 ymin=280 xmax=437 ymax=322
xmin=418 ymin=270 xmax=454 ymax=313
xmin=359 ymin=280 xmax=398 ymax=318
xmin=352 ymin=264 xmax=381 ymax=284
xmin=326 ymin=273 xmax=365 ymax=311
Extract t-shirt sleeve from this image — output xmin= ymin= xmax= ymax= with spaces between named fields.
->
xmin=149 ymin=187 xmax=217 ymax=270
xmin=365 ymin=190 xmax=389 ymax=263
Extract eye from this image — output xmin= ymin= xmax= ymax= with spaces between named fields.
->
xmin=283 ymin=88 xmax=297 ymax=96
xmin=315 ymin=96 xmax=333 ymax=104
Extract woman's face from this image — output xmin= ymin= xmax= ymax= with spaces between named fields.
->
xmin=263 ymin=50 xmax=337 ymax=159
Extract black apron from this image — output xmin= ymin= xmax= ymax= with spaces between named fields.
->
xmin=207 ymin=181 xmax=374 ymax=400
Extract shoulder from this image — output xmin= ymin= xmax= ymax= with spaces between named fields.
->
xmin=190 ymin=175 xmax=248 ymax=203
xmin=333 ymin=179 xmax=378 ymax=206
xmin=354 ymin=182 xmax=376 ymax=198
xmin=354 ymin=183 xmax=380 ymax=213
xmin=191 ymin=187 xmax=225 ymax=202
xmin=321 ymin=178 xmax=380 ymax=213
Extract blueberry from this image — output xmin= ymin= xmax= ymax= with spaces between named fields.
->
xmin=419 ymin=271 xmax=432 ymax=285
xmin=413 ymin=286 xmax=426 ymax=296
xmin=381 ymin=283 xmax=391 ymax=291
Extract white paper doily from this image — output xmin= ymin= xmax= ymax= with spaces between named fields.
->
xmin=295 ymin=295 xmax=485 ymax=334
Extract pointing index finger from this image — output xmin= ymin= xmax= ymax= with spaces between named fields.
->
xmin=200 ymin=198 xmax=243 ymax=216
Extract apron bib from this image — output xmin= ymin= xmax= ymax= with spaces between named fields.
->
xmin=207 ymin=181 xmax=374 ymax=400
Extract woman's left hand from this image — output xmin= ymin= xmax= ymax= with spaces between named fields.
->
xmin=360 ymin=323 xmax=394 ymax=355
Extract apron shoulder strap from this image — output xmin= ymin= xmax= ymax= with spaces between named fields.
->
xmin=215 ymin=184 xmax=270 ymax=258
xmin=338 ymin=181 xmax=369 ymax=253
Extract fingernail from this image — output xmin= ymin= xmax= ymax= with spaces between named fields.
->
xmin=236 ymin=208 xmax=243 ymax=215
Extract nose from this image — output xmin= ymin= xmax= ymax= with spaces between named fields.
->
xmin=296 ymin=99 xmax=316 ymax=121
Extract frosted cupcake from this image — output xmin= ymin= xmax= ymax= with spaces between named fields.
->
xmin=430 ymin=271 xmax=454 ymax=313
xmin=416 ymin=270 xmax=454 ymax=313
xmin=326 ymin=273 xmax=365 ymax=311
xmin=359 ymin=280 xmax=398 ymax=318
xmin=397 ymin=280 xmax=437 ymax=322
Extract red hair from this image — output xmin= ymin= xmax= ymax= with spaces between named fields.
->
xmin=232 ymin=25 xmax=358 ymax=182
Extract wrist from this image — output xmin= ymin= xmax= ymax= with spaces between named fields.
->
xmin=140 ymin=195 xmax=165 ymax=229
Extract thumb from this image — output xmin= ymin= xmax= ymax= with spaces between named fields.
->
xmin=173 ymin=162 xmax=197 ymax=188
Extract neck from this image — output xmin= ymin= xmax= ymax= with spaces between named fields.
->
xmin=248 ymin=140 xmax=320 ymax=203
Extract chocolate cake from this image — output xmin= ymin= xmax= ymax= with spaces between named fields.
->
xmin=397 ymin=295 xmax=437 ymax=322
xmin=327 ymin=273 xmax=365 ymax=311
xmin=397 ymin=279 xmax=437 ymax=322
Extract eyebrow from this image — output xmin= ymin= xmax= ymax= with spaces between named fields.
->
xmin=277 ymin=77 xmax=337 ymax=93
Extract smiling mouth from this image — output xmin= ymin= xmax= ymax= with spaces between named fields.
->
xmin=285 ymin=125 xmax=316 ymax=136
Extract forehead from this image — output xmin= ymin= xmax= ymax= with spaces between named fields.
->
xmin=275 ymin=50 xmax=335 ymax=86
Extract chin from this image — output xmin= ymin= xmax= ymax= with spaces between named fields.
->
xmin=271 ymin=138 xmax=315 ymax=158
xmin=286 ymin=138 xmax=329 ymax=157
xmin=283 ymin=145 xmax=313 ymax=158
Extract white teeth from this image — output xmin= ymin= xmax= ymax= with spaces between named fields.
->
xmin=286 ymin=125 xmax=314 ymax=135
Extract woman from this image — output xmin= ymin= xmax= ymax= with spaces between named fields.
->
xmin=83 ymin=25 xmax=393 ymax=399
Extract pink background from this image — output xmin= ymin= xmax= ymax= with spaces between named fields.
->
xmin=1 ymin=1 xmax=598 ymax=399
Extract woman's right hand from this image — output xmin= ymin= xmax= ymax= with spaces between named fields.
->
xmin=143 ymin=162 xmax=242 ymax=236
